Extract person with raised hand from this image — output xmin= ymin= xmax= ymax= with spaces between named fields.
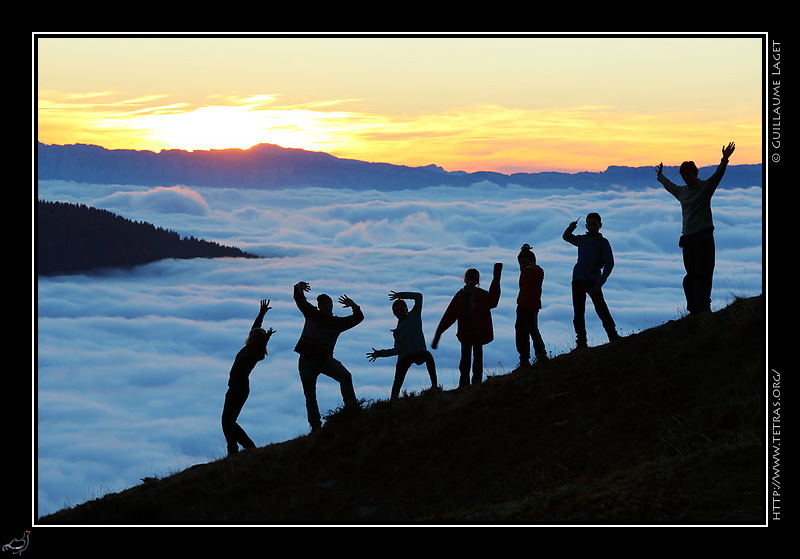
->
xmin=293 ymin=281 xmax=364 ymax=432
xmin=221 ymin=299 xmax=275 ymax=456
xmin=432 ymin=263 xmax=502 ymax=388
xmin=656 ymin=141 xmax=736 ymax=315
xmin=367 ymin=291 xmax=438 ymax=400
xmin=562 ymin=213 xmax=620 ymax=349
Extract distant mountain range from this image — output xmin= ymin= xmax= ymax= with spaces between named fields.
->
xmin=36 ymin=142 xmax=762 ymax=191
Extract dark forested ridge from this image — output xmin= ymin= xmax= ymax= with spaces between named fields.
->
xmin=36 ymin=200 xmax=259 ymax=276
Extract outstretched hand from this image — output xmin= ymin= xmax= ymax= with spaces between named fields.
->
xmin=260 ymin=299 xmax=272 ymax=314
xmin=722 ymin=141 xmax=736 ymax=160
xmin=295 ymin=282 xmax=311 ymax=293
xmin=388 ymin=291 xmax=400 ymax=301
xmin=655 ymin=162 xmax=663 ymax=176
xmin=366 ymin=348 xmax=379 ymax=362
xmin=339 ymin=294 xmax=356 ymax=308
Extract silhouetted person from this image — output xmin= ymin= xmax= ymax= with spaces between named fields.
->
xmin=563 ymin=213 xmax=620 ymax=349
xmin=222 ymin=299 xmax=275 ymax=456
xmin=293 ymin=281 xmax=364 ymax=432
xmin=367 ymin=291 xmax=438 ymax=400
xmin=656 ymin=141 xmax=736 ymax=315
xmin=432 ymin=264 xmax=502 ymax=387
xmin=513 ymin=244 xmax=548 ymax=371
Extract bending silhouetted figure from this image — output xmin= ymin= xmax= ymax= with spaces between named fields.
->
xmin=293 ymin=281 xmax=364 ymax=432
xmin=432 ymin=264 xmax=502 ymax=387
xmin=367 ymin=291 xmax=438 ymax=400
xmin=563 ymin=213 xmax=620 ymax=349
xmin=656 ymin=141 xmax=736 ymax=315
xmin=222 ymin=299 xmax=275 ymax=456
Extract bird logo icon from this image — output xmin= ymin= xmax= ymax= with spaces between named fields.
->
xmin=2 ymin=531 xmax=29 ymax=555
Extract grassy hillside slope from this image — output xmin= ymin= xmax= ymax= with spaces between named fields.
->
xmin=38 ymin=295 xmax=765 ymax=525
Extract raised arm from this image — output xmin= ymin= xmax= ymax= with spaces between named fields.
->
xmin=293 ymin=282 xmax=318 ymax=318
xmin=389 ymin=291 xmax=422 ymax=307
xmin=705 ymin=141 xmax=736 ymax=193
xmin=338 ymin=294 xmax=365 ymax=325
xmin=294 ymin=281 xmax=310 ymax=298
xmin=562 ymin=218 xmax=580 ymax=244
xmin=655 ymin=161 xmax=681 ymax=196
xmin=722 ymin=141 xmax=736 ymax=161
xmin=252 ymin=298 xmax=271 ymax=330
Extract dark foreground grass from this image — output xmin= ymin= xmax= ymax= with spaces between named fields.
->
xmin=38 ymin=295 xmax=765 ymax=526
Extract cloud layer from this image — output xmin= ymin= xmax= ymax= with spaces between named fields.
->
xmin=35 ymin=178 xmax=763 ymax=518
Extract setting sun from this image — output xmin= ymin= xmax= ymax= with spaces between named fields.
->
xmin=35 ymin=35 xmax=763 ymax=173
xmin=140 ymin=103 xmax=281 ymax=151
xmin=39 ymin=92 xmax=368 ymax=154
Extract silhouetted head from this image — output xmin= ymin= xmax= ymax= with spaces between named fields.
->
xmin=679 ymin=161 xmax=699 ymax=185
xmin=518 ymin=243 xmax=536 ymax=266
xmin=246 ymin=327 xmax=270 ymax=358
xmin=247 ymin=327 xmax=269 ymax=345
xmin=317 ymin=294 xmax=334 ymax=315
xmin=464 ymin=268 xmax=480 ymax=287
xmin=586 ymin=213 xmax=602 ymax=234
xmin=392 ymin=299 xmax=409 ymax=320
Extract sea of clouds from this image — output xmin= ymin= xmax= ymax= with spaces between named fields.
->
xmin=35 ymin=177 xmax=763 ymax=518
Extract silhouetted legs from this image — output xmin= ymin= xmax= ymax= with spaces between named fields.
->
xmin=681 ymin=230 xmax=715 ymax=315
xmin=221 ymin=385 xmax=256 ymax=455
xmin=459 ymin=342 xmax=484 ymax=387
xmin=515 ymin=306 xmax=547 ymax=365
xmin=571 ymin=279 xmax=619 ymax=347
xmin=299 ymin=355 xmax=358 ymax=430
xmin=390 ymin=350 xmax=437 ymax=400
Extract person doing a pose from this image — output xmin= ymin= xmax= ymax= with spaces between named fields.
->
xmin=293 ymin=281 xmax=364 ymax=432
xmin=655 ymin=141 xmax=736 ymax=315
xmin=367 ymin=291 xmax=438 ymax=400
xmin=222 ymin=299 xmax=275 ymax=456
xmin=432 ymin=264 xmax=502 ymax=387
xmin=562 ymin=213 xmax=620 ymax=349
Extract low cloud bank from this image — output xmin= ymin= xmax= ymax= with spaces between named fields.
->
xmin=36 ymin=179 xmax=763 ymax=517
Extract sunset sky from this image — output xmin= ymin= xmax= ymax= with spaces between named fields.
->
xmin=34 ymin=32 xmax=767 ymax=522
xmin=35 ymin=33 xmax=764 ymax=174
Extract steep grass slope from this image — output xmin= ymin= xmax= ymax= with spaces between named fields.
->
xmin=38 ymin=295 xmax=765 ymax=525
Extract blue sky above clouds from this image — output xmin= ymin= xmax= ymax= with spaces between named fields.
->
xmin=35 ymin=177 xmax=763 ymax=518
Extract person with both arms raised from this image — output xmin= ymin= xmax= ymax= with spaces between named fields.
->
xmin=293 ymin=281 xmax=364 ymax=433
xmin=655 ymin=141 xmax=736 ymax=315
xmin=221 ymin=299 xmax=275 ymax=456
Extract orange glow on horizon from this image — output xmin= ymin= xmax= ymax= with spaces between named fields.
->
xmin=37 ymin=90 xmax=762 ymax=175
xmin=36 ymin=35 xmax=764 ymax=174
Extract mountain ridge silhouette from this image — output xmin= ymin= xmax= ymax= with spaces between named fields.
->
xmin=37 ymin=142 xmax=763 ymax=191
